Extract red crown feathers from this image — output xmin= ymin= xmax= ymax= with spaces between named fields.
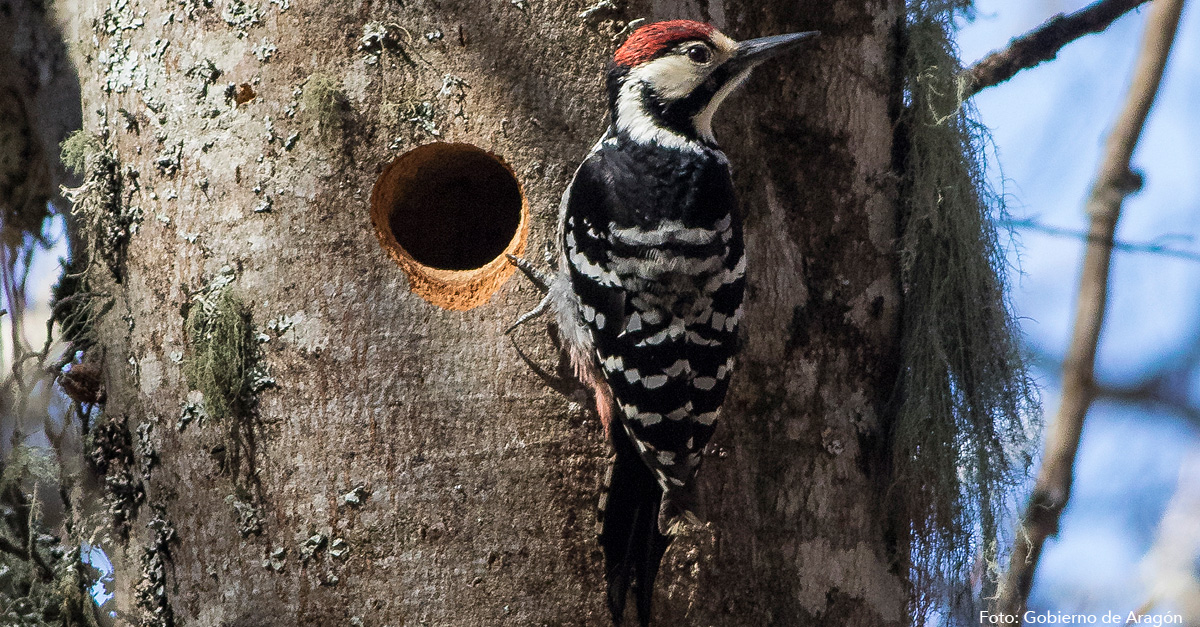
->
xmin=613 ymin=20 xmax=716 ymax=68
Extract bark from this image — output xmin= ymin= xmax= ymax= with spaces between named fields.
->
xmin=58 ymin=0 xmax=907 ymax=624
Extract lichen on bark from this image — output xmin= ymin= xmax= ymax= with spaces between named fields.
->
xmin=182 ymin=268 xmax=273 ymax=494
xmin=60 ymin=130 xmax=141 ymax=282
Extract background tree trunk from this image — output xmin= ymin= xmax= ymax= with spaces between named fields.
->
xmin=60 ymin=0 xmax=907 ymax=623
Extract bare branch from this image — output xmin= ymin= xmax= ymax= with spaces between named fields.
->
xmin=1005 ymin=217 xmax=1200 ymax=263
xmin=963 ymin=0 xmax=1151 ymax=97
xmin=995 ymin=0 xmax=1185 ymax=617
xmin=0 ymin=534 xmax=33 ymax=561
xmin=1 ymin=486 xmax=55 ymax=582
xmin=1025 ymin=341 xmax=1200 ymax=425
xmin=1095 ymin=380 xmax=1200 ymax=424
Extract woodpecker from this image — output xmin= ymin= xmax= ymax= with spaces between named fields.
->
xmin=511 ymin=19 xmax=817 ymax=626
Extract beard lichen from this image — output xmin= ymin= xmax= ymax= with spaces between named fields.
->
xmin=180 ymin=287 xmax=248 ymax=425
xmin=182 ymin=268 xmax=273 ymax=539
xmin=53 ymin=129 xmax=126 ymax=372
xmin=894 ymin=1 xmax=1039 ymax=620
xmin=60 ymin=129 xmax=142 ymax=283
xmin=0 ymin=447 xmax=105 ymax=627
xmin=183 ymin=271 xmax=256 ymax=426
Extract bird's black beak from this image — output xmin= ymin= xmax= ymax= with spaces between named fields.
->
xmin=731 ymin=31 xmax=820 ymax=69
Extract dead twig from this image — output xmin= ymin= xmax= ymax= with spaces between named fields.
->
xmin=963 ymin=0 xmax=1151 ymax=97
xmin=995 ymin=0 xmax=1186 ymax=617
xmin=1003 ymin=217 xmax=1200 ymax=263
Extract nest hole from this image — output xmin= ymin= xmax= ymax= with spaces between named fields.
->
xmin=371 ymin=143 xmax=528 ymax=310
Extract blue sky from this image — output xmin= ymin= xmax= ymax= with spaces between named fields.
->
xmin=959 ymin=0 xmax=1200 ymax=613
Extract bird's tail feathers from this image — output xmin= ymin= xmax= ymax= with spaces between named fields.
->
xmin=599 ymin=425 xmax=671 ymax=626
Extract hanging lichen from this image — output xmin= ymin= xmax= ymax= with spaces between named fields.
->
xmin=182 ymin=267 xmax=273 ymax=529
xmin=58 ymin=130 xmax=99 ymax=175
xmin=0 ymin=447 xmax=104 ymax=627
xmin=60 ymin=129 xmax=142 ymax=283
xmin=894 ymin=0 xmax=1039 ymax=620
xmin=183 ymin=271 xmax=256 ymax=425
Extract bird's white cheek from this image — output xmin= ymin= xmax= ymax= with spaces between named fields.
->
xmin=635 ymin=56 xmax=706 ymax=101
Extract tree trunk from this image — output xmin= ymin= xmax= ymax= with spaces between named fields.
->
xmin=61 ymin=0 xmax=907 ymax=623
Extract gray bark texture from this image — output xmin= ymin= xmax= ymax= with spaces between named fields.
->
xmin=58 ymin=0 xmax=908 ymax=623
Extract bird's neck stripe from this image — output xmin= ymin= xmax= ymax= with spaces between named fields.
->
xmin=613 ymin=79 xmax=705 ymax=153
xmin=690 ymin=67 xmax=752 ymax=144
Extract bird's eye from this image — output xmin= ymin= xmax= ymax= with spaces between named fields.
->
xmin=686 ymin=45 xmax=711 ymax=64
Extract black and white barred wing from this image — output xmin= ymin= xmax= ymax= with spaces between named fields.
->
xmin=564 ymin=154 xmax=745 ymax=501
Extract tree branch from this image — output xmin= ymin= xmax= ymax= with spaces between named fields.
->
xmin=963 ymin=0 xmax=1151 ymax=97
xmin=0 ymin=534 xmax=33 ymax=561
xmin=1 ymin=486 xmax=56 ymax=582
xmin=0 ymin=534 xmax=52 ymax=582
xmin=1004 ymin=217 xmax=1200 ymax=263
xmin=995 ymin=0 xmax=1185 ymax=617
